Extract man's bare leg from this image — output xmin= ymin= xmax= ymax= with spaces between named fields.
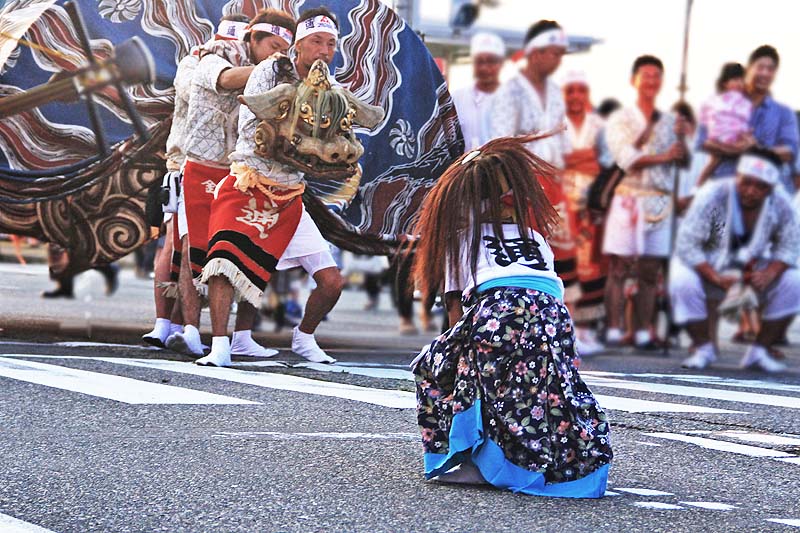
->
xmin=604 ymin=255 xmax=628 ymax=345
xmin=740 ymin=315 xmax=792 ymax=372
xmin=681 ymin=298 xmax=721 ymax=369
xmin=143 ymin=229 xmax=177 ymax=347
xmin=195 ymin=275 xmax=235 ymax=367
xmin=165 ymin=235 xmax=204 ymax=355
xmin=633 ymin=256 xmax=662 ymax=348
xmin=230 ymin=301 xmax=279 ymax=357
xmin=292 ymin=266 xmax=345 ymax=364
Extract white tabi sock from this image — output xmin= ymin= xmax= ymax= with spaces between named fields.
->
xmin=169 ymin=322 xmax=183 ymax=337
xmin=634 ymin=329 xmax=651 ymax=346
xmin=291 ymin=327 xmax=336 ymax=364
xmin=143 ymin=318 xmax=171 ymax=347
xmin=195 ymin=336 xmax=232 ymax=367
xmin=231 ymin=330 xmax=278 ymax=357
xmin=606 ymin=328 xmax=623 ymax=344
xmin=165 ymin=324 xmax=205 ymax=356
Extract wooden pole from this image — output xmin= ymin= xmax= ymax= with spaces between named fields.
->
xmin=664 ymin=0 xmax=694 ymax=356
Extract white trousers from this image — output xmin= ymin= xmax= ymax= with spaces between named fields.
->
xmin=275 ymin=207 xmax=336 ymax=276
xmin=669 ymin=258 xmax=800 ymax=324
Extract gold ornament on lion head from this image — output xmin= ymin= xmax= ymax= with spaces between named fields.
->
xmin=239 ymin=59 xmax=385 ymax=180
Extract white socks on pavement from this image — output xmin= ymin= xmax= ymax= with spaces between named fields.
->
xmin=196 ymin=336 xmax=232 ymax=367
xmin=142 ymin=318 xmax=171 ymax=347
xmin=291 ymin=327 xmax=336 ymax=364
xmin=740 ymin=344 xmax=787 ymax=373
xmin=575 ymin=328 xmax=604 ymax=356
xmin=169 ymin=322 xmax=183 ymax=337
xmin=606 ymin=328 xmax=623 ymax=345
xmin=681 ymin=342 xmax=717 ymax=370
xmin=166 ymin=324 xmax=205 ymax=356
xmin=231 ymin=330 xmax=278 ymax=358
xmin=634 ymin=329 xmax=651 ymax=346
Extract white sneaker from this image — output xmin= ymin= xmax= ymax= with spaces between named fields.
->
xmin=740 ymin=345 xmax=787 ymax=373
xmin=231 ymin=330 xmax=279 ymax=358
xmin=291 ymin=327 xmax=336 ymax=364
xmin=165 ymin=325 xmax=205 ymax=356
xmin=195 ymin=336 xmax=232 ymax=367
xmin=682 ymin=342 xmax=716 ymax=370
xmin=576 ymin=329 xmax=605 ymax=356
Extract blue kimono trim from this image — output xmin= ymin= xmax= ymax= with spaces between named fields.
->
xmin=423 ymin=400 xmax=609 ymax=499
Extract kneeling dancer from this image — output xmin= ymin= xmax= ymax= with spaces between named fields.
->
xmin=410 ymin=134 xmax=612 ymax=498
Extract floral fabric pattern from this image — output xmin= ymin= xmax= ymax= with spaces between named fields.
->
xmin=414 ymin=287 xmax=612 ymax=484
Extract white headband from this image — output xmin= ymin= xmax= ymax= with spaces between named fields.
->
xmin=296 ymin=15 xmax=338 ymax=42
xmin=216 ymin=20 xmax=249 ymax=41
xmin=470 ymin=32 xmax=505 ymax=58
xmin=249 ymin=23 xmax=294 ymax=46
xmin=523 ymin=28 xmax=568 ymax=55
xmin=562 ymin=69 xmax=588 ymax=87
xmin=737 ymin=154 xmax=780 ymax=186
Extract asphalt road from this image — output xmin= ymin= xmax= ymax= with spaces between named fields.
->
xmin=2 ymin=262 xmax=800 ymax=532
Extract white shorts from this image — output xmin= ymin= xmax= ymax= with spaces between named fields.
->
xmin=669 ymin=258 xmax=800 ymax=324
xmin=276 ymin=207 xmax=336 ymax=276
xmin=602 ymin=194 xmax=672 ymax=257
xmin=177 ymin=189 xmax=188 ymax=239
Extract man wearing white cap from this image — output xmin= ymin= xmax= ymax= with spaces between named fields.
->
xmin=451 ymin=32 xmax=505 ymax=152
xmin=488 ymin=20 xmax=580 ymax=315
xmin=670 ymin=148 xmax=800 ymax=372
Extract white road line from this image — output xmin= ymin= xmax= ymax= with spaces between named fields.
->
xmin=221 ymin=359 xmax=749 ymax=413
xmin=583 ymin=375 xmax=800 ymax=410
xmin=643 ymin=433 xmax=795 ymax=458
xmin=0 ymin=512 xmax=58 ymax=532
xmin=294 ymin=362 xmax=415 ymax=381
xmin=766 ymin=519 xmax=800 ymax=527
xmin=1 ymin=355 xmax=749 ymax=414
xmin=101 ymin=358 xmax=417 ymax=409
xmin=715 ymin=431 xmax=800 ymax=447
xmin=593 ymin=395 xmax=743 ymax=414
xmin=212 ymin=431 xmax=419 ymax=440
xmin=679 ymin=502 xmax=737 ymax=511
xmin=55 ymin=341 xmax=159 ymax=350
xmin=776 ymin=457 xmax=800 ymax=465
xmin=282 ymin=361 xmax=743 ymax=413
xmin=583 ymin=371 xmax=800 ymax=395
xmin=615 ymin=488 xmax=674 ymax=496
xmin=603 ymin=490 xmax=621 ymax=496
xmin=0 ymin=340 xmax=158 ymax=351
xmin=0 ymin=357 xmax=258 ymax=405
xmin=633 ymin=502 xmax=684 ymax=510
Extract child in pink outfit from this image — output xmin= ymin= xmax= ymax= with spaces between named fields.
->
xmin=697 ymin=63 xmax=752 ymax=185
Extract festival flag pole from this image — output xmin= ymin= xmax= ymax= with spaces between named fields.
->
xmin=664 ymin=0 xmax=694 ymax=356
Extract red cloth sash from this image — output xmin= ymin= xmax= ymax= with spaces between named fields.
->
xmin=183 ymin=160 xmax=229 ymax=278
xmin=201 ymin=175 xmax=303 ymax=307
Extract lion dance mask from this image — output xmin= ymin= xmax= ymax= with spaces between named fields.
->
xmin=240 ymin=59 xmax=385 ymax=181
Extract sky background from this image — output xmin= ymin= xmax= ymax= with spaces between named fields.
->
xmin=408 ymin=0 xmax=800 ymax=113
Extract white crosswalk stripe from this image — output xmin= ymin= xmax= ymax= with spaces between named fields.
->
xmin=0 ymin=512 xmax=57 ymax=533
xmin=2 ymin=350 xmax=800 ymax=527
xmin=0 ymin=356 xmax=258 ymax=405
xmin=2 ymin=353 xmax=800 ymax=466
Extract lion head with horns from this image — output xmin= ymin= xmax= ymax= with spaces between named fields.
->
xmin=239 ymin=59 xmax=385 ymax=180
